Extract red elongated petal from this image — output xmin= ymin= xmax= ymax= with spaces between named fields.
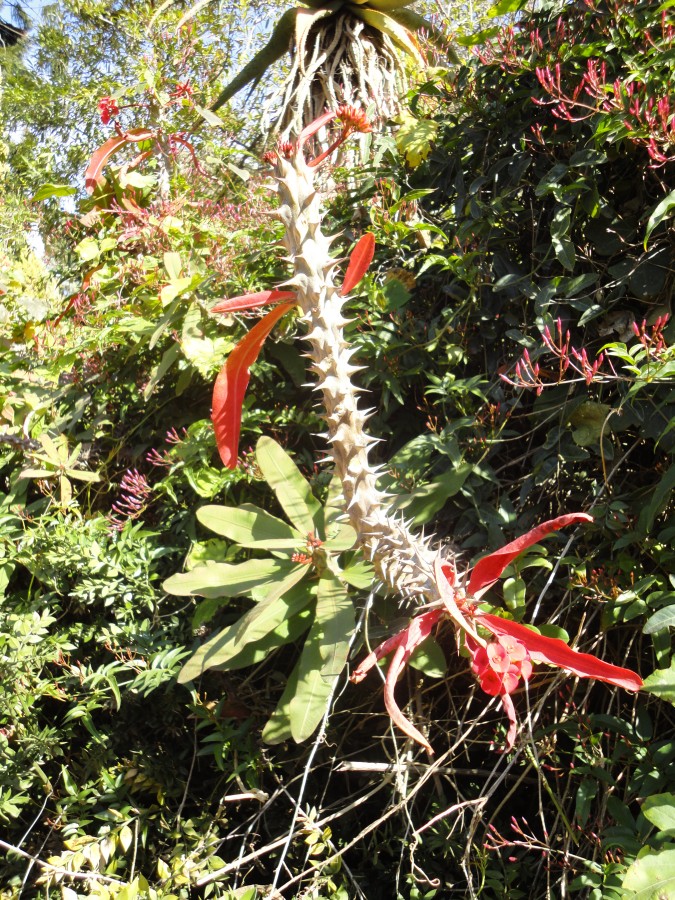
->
xmin=350 ymin=630 xmax=407 ymax=684
xmin=479 ymin=614 xmax=643 ymax=692
xmin=84 ymin=128 xmax=155 ymax=193
xmin=383 ymin=645 xmax=433 ymax=754
xmin=435 ymin=558 xmax=486 ymax=645
xmin=350 ymin=609 xmax=443 ymax=684
xmin=298 ymin=110 xmax=337 ymax=147
xmin=500 ymin=691 xmax=518 ymax=750
xmin=212 ymin=301 xmax=295 ymax=468
xmin=467 ymin=513 xmax=593 ymax=598
xmin=211 ymin=290 xmax=296 ymax=314
xmin=340 ymin=232 xmax=375 ymax=296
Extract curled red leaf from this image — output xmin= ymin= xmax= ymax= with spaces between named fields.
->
xmin=212 ymin=301 xmax=295 ymax=468
xmin=467 ymin=513 xmax=594 ymax=599
xmin=85 ymin=128 xmax=155 ymax=194
xmin=479 ymin=614 xmax=643 ymax=692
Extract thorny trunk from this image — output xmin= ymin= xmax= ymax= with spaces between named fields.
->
xmin=273 ymin=146 xmax=442 ymax=604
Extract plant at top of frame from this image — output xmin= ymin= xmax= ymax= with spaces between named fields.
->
xmin=164 ymin=435 xmax=373 ymax=744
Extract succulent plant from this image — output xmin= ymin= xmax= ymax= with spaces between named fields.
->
xmin=210 ymin=0 xmax=457 ymax=133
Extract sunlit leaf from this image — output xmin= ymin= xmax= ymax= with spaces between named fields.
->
xmin=197 ymin=503 xmax=304 ymax=548
xmin=163 ymin=558 xmax=294 ymax=599
xmin=255 ymin=436 xmax=322 ymax=534
xmin=340 ymin=232 xmax=375 ymax=296
xmin=177 ymin=575 xmax=312 ymax=683
xmin=84 ymin=129 xmax=155 ymax=193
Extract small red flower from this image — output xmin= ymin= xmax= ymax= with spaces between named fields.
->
xmin=98 ymin=96 xmax=119 ymax=125
xmin=336 ymin=104 xmax=372 ymax=135
xmin=172 ymin=81 xmax=193 ymax=99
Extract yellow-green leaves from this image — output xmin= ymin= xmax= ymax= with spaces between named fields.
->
xmin=19 ymin=433 xmax=101 ymax=506
xmin=395 ymin=112 xmax=438 ymax=167
xmin=263 ymin=573 xmax=354 ymax=744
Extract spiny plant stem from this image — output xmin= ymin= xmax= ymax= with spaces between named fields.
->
xmin=272 ymin=146 xmax=440 ymax=603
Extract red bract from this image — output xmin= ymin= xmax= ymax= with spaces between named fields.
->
xmin=351 ymin=513 xmax=643 ymax=753
xmin=212 ymin=301 xmax=295 ymax=468
xmin=98 ymin=96 xmax=119 ymax=125
xmin=211 ymin=289 xmax=296 ymax=315
xmin=340 ymin=233 xmax=375 ymax=297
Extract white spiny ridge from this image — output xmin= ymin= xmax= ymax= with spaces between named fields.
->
xmin=271 ymin=145 xmax=441 ymax=602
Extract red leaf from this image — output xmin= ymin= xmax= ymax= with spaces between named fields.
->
xmin=212 ymin=301 xmax=295 ymax=468
xmin=467 ymin=513 xmax=593 ymax=599
xmin=211 ymin=290 xmax=296 ymax=315
xmin=479 ymin=614 xmax=643 ymax=692
xmin=298 ymin=110 xmax=336 ymax=148
xmin=340 ymin=233 xmax=375 ymax=296
xmin=84 ymin=128 xmax=155 ymax=194
xmin=383 ymin=645 xmax=433 ymax=754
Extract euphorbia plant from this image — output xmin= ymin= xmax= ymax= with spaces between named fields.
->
xmin=174 ymin=107 xmax=642 ymax=750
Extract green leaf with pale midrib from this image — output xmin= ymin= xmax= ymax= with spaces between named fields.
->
xmin=177 ymin=572 xmax=312 ymax=682
xmin=256 ymin=436 xmax=322 ymax=535
xmin=163 ymin=558 xmax=293 ymax=599
xmin=197 ymin=503 xmax=303 ymax=548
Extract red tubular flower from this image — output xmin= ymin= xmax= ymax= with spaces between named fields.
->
xmin=351 ymin=513 xmax=643 ymax=753
xmin=98 ymin=96 xmax=119 ymax=125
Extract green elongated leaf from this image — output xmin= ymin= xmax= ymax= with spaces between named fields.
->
xmin=622 ymin=845 xmax=675 ymax=897
xmin=645 ymin=188 xmax=675 ymax=247
xmin=315 ymin=573 xmax=354 ymax=679
xmin=286 ymin=575 xmax=354 ymax=742
xmin=163 ymin=251 xmax=182 ymax=281
xmin=177 ymin=571 xmax=311 ymax=682
xmin=395 ymin=462 xmax=473 ymax=526
xmin=211 ymin=9 xmax=298 ymax=110
xmin=356 ymin=7 xmax=423 ymax=63
xmin=638 ymin=464 xmax=675 ymax=536
xmin=143 ymin=343 xmax=181 ymax=400
xmin=364 ymin=0 xmax=418 ymax=10
xmin=642 ymin=794 xmax=675 ymax=832
xmin=31 ymin=183 xmax=77 ymax=202
xmin=339 ymin=560 xmax=375 ymax=590
xmin=642 ymin=658 xmax=675 ymax=706
xmin=211 ymin=607 xmax=313 ymax=672
xmin=197 ymin=503 xmax=303 ymax=548
xmin=644 ymin=605 xmax=675 ymax=634
xmin=256 ymin=436 xmax=322 ymax=535
xmin=323 ymin=521 xmax=357 ymax=552
xmin=408 ymin=634 xmax=447 ymax=678
xmin=64 ymin=468 xmax=101 ymax=483
xmin=551 ymin=205 xmax=575 ymax=271
xmin=19 ymin=468 xmax=56 ymax=479
xmin=163 ymin=558 xmax=293 ymax=599
xmin=488 ymin=0 xmax=528 ymax=13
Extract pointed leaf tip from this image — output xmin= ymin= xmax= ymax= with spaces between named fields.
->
xmin=340 ymin=233 xmax=375 ymax=296
xmin=212 ymin=301 xmax=294 ymax=468
xmin=211 ymin=289 xmax=296 ymax=314
xmin=468 ymin=513 xmax=593 ymax=598
xmin=480 ymin=614 xmax=643 ymax=692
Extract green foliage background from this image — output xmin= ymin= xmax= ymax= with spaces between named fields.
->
xmin=1 ymin=0 xmax=675 ymax=896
